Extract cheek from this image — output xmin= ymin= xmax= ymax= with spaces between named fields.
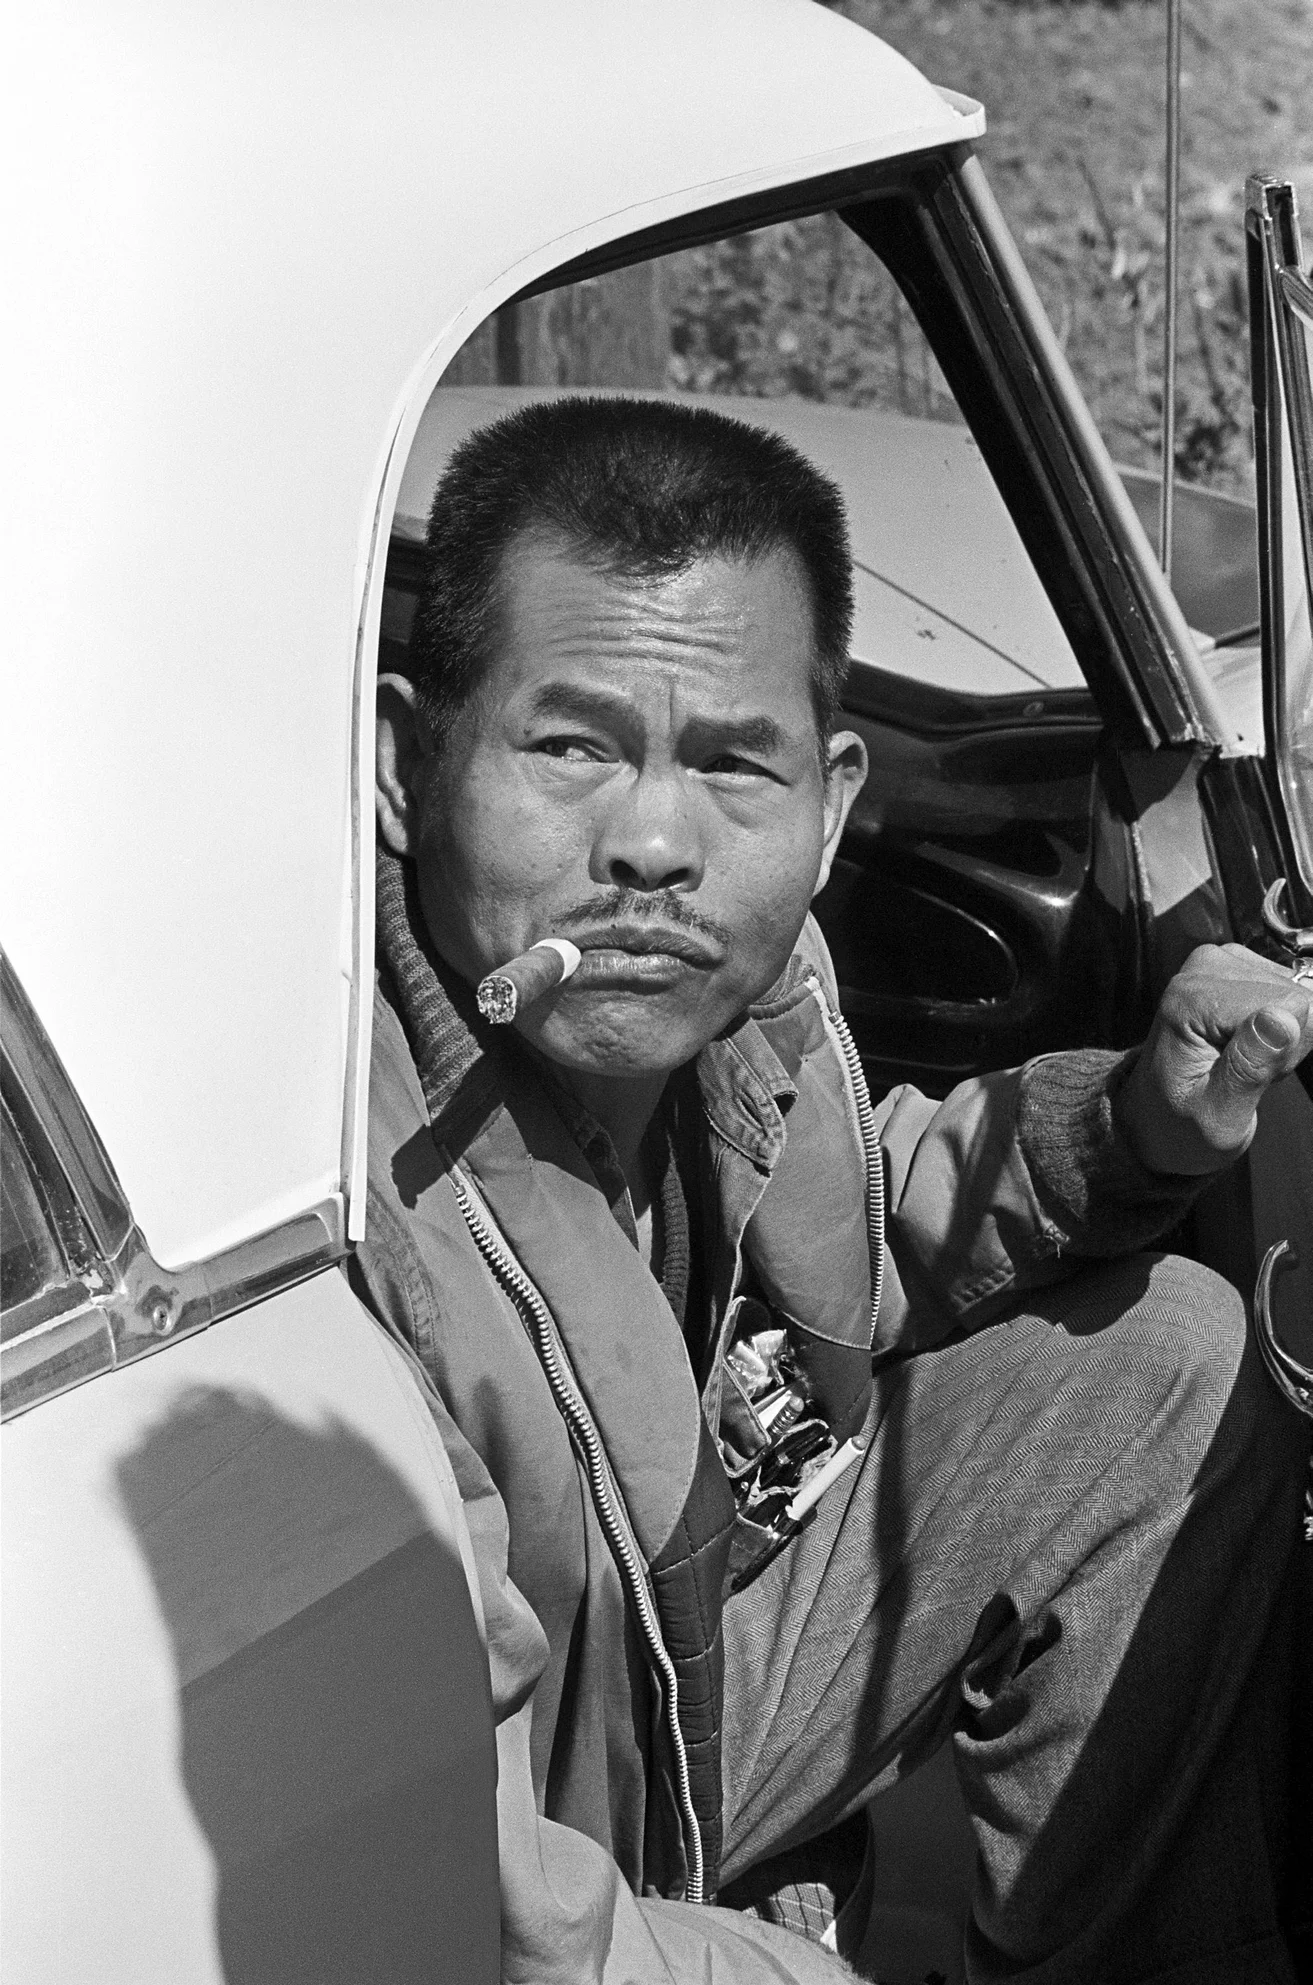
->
xmin=724 ymin=812 xmax=826 ymax=948
xmin=443 ymin=786 xmax=569 ymax=895
xmin=416 ymin=760 xmax=584 ymax=962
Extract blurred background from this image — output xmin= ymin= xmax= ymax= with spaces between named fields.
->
xmin=445 ymin=0 xmax=1312 ymax=500
xmin=843 ymin=0 xmax=1313 ymax=494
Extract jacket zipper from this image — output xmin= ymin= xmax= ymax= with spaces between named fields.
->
xmin=807 ymin=977 xmax=886 ymax=1339
xmin=447 ymin=1164 xmax=706 ymax=1905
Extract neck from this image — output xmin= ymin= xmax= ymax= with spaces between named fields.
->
xmin=558 ymin=1065 xmax=668 ymax=1186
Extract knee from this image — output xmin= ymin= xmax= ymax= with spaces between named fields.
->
xmin=1113 ymin=1251 xmax=1303 ymax=1487
xmin=1136 ymin=1249 xmax=1247 ymax=1369
xmin=1052 ymin=1249 xmax=1289 ymax=1464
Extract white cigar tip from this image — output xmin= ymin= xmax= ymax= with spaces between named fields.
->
xmin=530 ymin=937 xmax=582 ymax=979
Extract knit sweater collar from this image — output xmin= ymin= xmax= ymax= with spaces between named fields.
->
xmin=374 ymin=845 xmax=507 ymax=1138
xmin=376 ymin=844 xmax=696 ymax=1319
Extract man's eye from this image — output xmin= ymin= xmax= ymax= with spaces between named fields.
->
xmin=536 ymin=736 xmax=606 ymax=762
xmin=702 ymin=754 xmax=766 ymax=778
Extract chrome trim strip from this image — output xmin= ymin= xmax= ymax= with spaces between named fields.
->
xmin=109 ymin=1195 xmax=347 ymax=1358
xmin=3 ymin=939 xmax=349 ymax=1421
xmin=0 ymin=1305 xmax=116 ymax=1420
xmin=1 ymin=1197 xmax=346 ymax=1422
xmin=1 ymin=949 xmax=133 ymax=1261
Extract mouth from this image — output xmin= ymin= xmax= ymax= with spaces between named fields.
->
xmin=571 ymin=923 xmax=723 ymax=968
xmin=562 ymin=922 xmax=723 ymax=991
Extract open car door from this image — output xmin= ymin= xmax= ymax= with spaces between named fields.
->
xmin=1247 ymin=176 xmax=1313 ymax=963
xmin=1242 ymin=176 xmax=1313 ymax=1453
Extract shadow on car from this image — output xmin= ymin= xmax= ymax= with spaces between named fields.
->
xmin=115 ymin=1387 xmax=496 ymax=1984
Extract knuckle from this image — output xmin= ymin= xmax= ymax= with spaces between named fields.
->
xmin=1157 ymin=989 xmax=1195 ymax=1040
xmin=1222 ymin=1021 xmax=1278 ymax=1089
xmin=1225 ymin=1041 xmax=1268 ymax=1088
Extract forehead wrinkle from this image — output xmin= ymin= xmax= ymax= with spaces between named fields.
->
xmin=494 ymin=535 xmax=819 ymax=738
xmin=549 ymin=596 xmax=748 ymax=661
xmin=508 ymin=537 xmax=754 ymax=645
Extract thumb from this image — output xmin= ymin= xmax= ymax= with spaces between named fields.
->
xmin=1212 ymin=1003 xmax=1302 ymax=1112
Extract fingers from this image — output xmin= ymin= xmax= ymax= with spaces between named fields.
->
xmin=1175 ymin=946 xmax=1313 ymax=1044
xmin=1207 ymin=991 xmax=1312 ymax=1135
xmin=1219 ymin=1001 xmax=1302 ymax=1082
xmin=1120 ymin=951 xmax=1311 ymax=1177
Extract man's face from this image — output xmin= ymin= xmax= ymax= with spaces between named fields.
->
xmin=380 ymin=529 xmax=865 ymax=1080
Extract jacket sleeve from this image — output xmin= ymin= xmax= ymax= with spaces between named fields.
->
xmin=872 ymin=1048 xmax=1206 ymax=1351
xmin=794 ymin=912 xmax=1204 ymax=1354
xmin=347 ymin=1249 xmax=851 ymax=1985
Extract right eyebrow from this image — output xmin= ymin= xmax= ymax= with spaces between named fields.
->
xmin=524 ymin=682 xmax=634 ymax=728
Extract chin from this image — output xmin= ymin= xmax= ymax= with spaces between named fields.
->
xmin=528 ymin=1006 xmax=704 ymax=1080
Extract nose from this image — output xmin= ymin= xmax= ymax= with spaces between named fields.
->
xmin=590 ymin=767 xmax=705 ymax=894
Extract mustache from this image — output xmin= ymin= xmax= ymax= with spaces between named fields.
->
xmin=553 ymin=890 xmax=732 ymax=950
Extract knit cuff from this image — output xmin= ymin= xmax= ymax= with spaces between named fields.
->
xmin=1016 ymin=1048 xmax=1205 ymax=1258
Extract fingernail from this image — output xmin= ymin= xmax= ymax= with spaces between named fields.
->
xmin=1252 ymin=1008 xmax=1297 ymax=1051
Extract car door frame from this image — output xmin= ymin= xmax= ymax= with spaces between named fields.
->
xmin=1246 ymin=175 xmax=1313 ymax=933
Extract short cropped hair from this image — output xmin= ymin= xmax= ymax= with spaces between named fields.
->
xmin=407 ymin=395 xmax=853 ymax=752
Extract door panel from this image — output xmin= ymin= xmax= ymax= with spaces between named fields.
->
xmin=818 ymin=663 xmax=1141 ymax=1098
xmin=1 ymin=1271 xmax=499 ymax=1985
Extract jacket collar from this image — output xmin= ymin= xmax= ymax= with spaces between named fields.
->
xmin=695 ymin=959 xmax=825 ymax=1171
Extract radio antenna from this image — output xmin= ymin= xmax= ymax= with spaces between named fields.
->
xmin=1159 ymin=0 xmax=1182 ymax=577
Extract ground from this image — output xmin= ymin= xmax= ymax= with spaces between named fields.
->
xmin=832 ymin=0 xmax=1313 ymax=492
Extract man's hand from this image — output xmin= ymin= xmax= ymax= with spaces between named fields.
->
xmin=1114 ymin=944 xmax=1313 ymax=1177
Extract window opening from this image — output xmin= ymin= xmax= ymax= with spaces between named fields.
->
xmin=394 ymin=208 xmax=1085 ymax=704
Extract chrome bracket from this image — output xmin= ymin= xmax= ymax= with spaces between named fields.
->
xmin=1254 ymin=1241 xmax=1312 ymax=1417
xmin=1261 ymin=880 xmax=1313 ymax=975
xmin=1253 ymin=1239 xmax=1313 ymax=1544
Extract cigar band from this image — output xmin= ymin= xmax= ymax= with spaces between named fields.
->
xmin=529 ymin=937 xmax=582 ymax=978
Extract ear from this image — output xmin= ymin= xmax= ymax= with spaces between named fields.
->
xmin=375 ymin=674 xmax=434 ymax=858
xmin=813 ymin=729 xmax=867 ymax=898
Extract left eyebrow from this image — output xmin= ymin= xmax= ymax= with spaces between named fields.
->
xmin=680 ymin=713 xmax=791 ymax=759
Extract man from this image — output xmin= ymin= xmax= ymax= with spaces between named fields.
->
xmin=356 ymin=396 xmax=1310 ymax=1984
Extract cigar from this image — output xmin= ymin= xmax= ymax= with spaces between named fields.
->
xmin=476 ymin=938 xmax=583 ymax=1025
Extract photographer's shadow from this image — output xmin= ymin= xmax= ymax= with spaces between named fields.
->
xmin=115 ymin=1384 xmax=497 ymax=1985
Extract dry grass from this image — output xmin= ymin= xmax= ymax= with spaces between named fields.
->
xmin=832 ymin=0 xmax=1313 ymax=490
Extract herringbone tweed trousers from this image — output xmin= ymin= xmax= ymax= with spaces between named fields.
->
xmin=718 ymin=1251 xmax=1307 ymax=1985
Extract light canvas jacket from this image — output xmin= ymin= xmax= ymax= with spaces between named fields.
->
xmin=351 ymin=857 xmax=1190 ymax=1984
